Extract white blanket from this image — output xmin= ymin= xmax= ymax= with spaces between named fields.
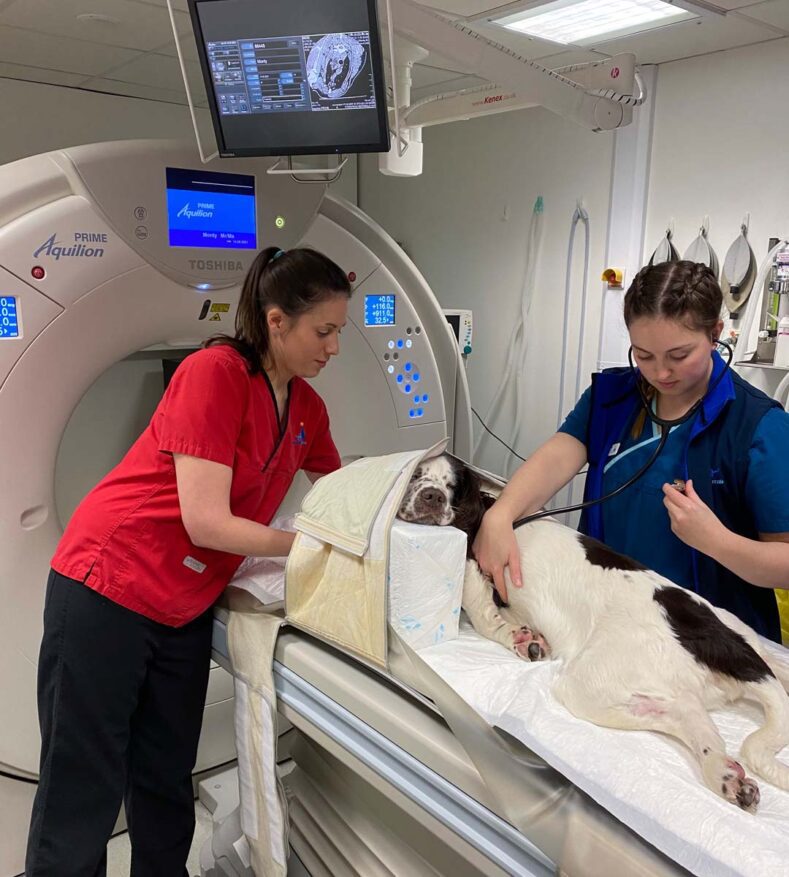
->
xmin=421 ymin=621 xmax=789 ymax=877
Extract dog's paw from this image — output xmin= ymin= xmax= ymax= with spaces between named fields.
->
xmin=722 ymin=759 xmax=760 ymax=812
xmin=511 ymin=627 xmax=550 ymax=661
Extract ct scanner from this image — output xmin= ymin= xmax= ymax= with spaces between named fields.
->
xmin=0 ymin=138 xmax=470 ymax=875
xmin=0 ymin=140 xmax=730 ymax=877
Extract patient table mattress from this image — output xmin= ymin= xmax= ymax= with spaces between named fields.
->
xmin=421 ymin=623 xmax=789 ymax=877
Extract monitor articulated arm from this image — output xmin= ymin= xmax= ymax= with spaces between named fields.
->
xmin=386 ymin=0 xmax=639 ymax=134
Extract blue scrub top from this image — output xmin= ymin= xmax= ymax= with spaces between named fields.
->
xmin=559 ymin=387 xmax=789 ymax=592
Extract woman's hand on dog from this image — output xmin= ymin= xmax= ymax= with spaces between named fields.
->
xmin=472 ymin=506 xmax=523 ymax=603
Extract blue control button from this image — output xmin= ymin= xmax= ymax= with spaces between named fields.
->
xmin=417 ymin=408 xmax=424 ymax=417
xmin=409 ymin=409 xmax=415 ymax=418
xmin=397 ymin=374 xmax=403 ymax=384
xmin=413 ymin=395 xmax=420 ymax=403
xmin=423 ymin=394 xmax=429 ymax=403
xmin=397 ymin=339 xmax=404 ymax=348
xmin=404 ymin=384 xmax=411 ymax=393
xmin=404 ymin=362 xmax=412 ymax=372
xmin=413 ymin=373 xmax=420 ymax=382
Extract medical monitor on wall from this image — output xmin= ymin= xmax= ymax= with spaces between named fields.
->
xmin=189 ymin=0 xmax=390 ymax=158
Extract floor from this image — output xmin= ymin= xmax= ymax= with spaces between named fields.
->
xmin=105 ymin=802 xmax=214 ymax=876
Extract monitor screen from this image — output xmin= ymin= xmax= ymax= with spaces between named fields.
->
xmin=444 ymin=313 xmax=460 ymax=341
xmin=166 ymin=167 xmax=257 ymax=249
xmin=189 ymin=0 xmax=389 ymax=158
xmin=0 ymin=296 xmax=19 ymax=339
xmin=364 ymin=294 xmax=396 ymax=327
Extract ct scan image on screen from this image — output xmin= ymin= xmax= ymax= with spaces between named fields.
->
xmin=304 ymin=31 xmax=376 ymax=110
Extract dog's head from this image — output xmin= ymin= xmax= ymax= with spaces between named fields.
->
xmin=397 ymin=454 xmax=492 ymax=548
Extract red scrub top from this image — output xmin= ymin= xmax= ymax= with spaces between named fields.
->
xmin=51 ymin=345 xmax=341 ymax=626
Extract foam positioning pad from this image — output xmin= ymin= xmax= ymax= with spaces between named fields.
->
xmin=388 ymin=520 xmax=467 ymax=650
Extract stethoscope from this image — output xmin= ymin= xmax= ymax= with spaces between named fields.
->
xmin=511 ymin=342 xmax=734 ymax=530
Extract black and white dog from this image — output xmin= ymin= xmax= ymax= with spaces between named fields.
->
xmin=397 ymin=454 xmax=789 ymax=812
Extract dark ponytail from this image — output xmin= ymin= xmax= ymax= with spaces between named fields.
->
xmin=624 ymin=261 xmax=722 ymax=437
xmin=206 ymin=247 xmax=351 ymax=373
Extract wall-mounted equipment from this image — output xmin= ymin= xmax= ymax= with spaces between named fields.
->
xmin=442 ymin=308 xmax=473 ymax=357
xmin=683 ymin=218 xmax=718 ymax=278
xmin=755 ymin=239 xmax=789 ymax=363
xmin=601 ymin=267 xmax=624 ymax=289
xmin=647 ymin=226 xmax=679 ymax=265
xmin=721 ymin=220 xmax=756 ymax=318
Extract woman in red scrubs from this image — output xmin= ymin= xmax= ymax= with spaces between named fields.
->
xmin=26 ymin=247 xmax=351 ymax=876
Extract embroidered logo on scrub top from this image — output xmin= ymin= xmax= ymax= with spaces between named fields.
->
xmin=710 ymin=467 xmax=725 ymax=486
xmin=293 ymin=422 xmax=307 ymax=446
xmin=608 ymin=442 xmax=620 ymax=457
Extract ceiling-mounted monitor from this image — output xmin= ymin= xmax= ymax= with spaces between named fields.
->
xmin=188 ymin=0 xmax=390 ymax=158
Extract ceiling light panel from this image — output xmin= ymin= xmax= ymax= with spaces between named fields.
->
xmin=495 ymin=0 xmax=696 ymax=45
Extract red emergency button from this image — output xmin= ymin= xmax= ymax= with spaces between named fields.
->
xmin=31 ymin=265 xmax=46 ymax=280
xmin=348 ymin=271 xmax=356 ymax=283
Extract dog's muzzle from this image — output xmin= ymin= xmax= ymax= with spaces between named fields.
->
xmin=410 ymin=487 xmax=451 ymax=525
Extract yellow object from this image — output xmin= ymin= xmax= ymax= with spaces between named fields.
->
xmin=776 ymin=588 xmax=789 ymax=646
xmin=601 ymin=267 xmax=624 ymax=288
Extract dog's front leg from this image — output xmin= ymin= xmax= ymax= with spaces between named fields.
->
xmin=461 ymin=559 xmax=549 ymax=661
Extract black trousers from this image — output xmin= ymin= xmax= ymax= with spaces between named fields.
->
xmin=26 ymin=571 xmax=213 ymax=877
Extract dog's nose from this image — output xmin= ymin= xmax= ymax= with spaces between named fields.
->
xmin=420 ymin=488 xmax=445 ymax=509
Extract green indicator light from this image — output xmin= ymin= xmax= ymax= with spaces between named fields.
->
xmin=275 ymin=216 xmax=286 ymax=229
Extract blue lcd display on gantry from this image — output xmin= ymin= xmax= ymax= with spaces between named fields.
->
xmin=364 ymin=294 xmax=395 ymax=327
xmin=0 ymin=297 xmax=19 ymax=338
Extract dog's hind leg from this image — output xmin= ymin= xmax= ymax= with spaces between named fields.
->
xmin=554 ymin=674 xmax=761 ymax=811
xmin=739 ymin=675 xmax=789 ymax=790
xmin=461 ymin=559 xmax=549 ymax=661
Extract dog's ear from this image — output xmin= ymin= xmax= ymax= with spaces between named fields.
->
xmin=448 ymin=463 xmax=488 ymax=555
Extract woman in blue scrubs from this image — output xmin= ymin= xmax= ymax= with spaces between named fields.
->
xmin=475 ymin=261 xmax=789 ymax=642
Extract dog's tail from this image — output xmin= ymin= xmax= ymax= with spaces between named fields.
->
xmin=740 ymin=675 xmax=789 ymax=790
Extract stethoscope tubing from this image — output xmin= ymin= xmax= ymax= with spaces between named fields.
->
xmin=512 ymin=345 xmax=733 ymax=530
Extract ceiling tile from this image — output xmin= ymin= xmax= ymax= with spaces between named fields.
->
xmin=0 ymin=24 xmax=140 ymax=75
xmin=101 ymin=50 xmax=202 ymax=91
xmin=79 ymin=76 xmax=189 ymax=103
xmin=152 ymin=35 xmax=200 ymax=62
xmin=590 ymin=11 xmax=779 ymax=63
xmin=410 ymin=0 xmax=507 ymax=17
xmin=131 ymin=0 xmax=189 ymax=11
xmin=0 ymin=60 xmax=87 ymax=86
xmin=734 ymin=0 xmax=789 ymax=31
xmin=0 ymin=0 xmax=192 ymax=52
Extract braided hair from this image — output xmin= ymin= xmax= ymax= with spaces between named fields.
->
xmin=624 ymin=261 xmax=723 ymax=436
xmin=206 ymin=247 xmax=351 ymax=374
